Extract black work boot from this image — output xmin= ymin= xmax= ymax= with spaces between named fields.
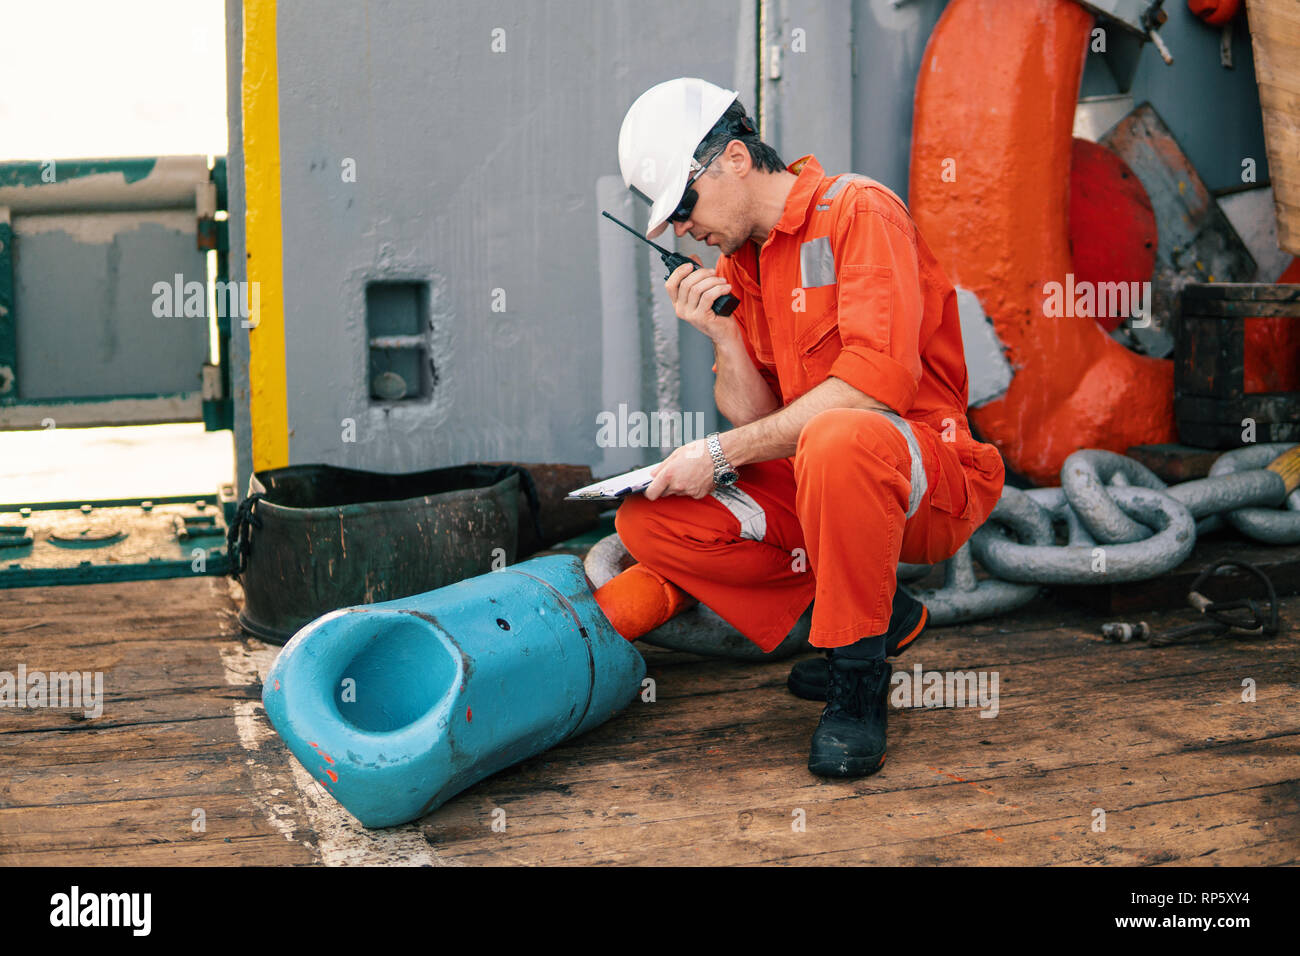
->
xmin=787 ymin=588 xmax=927 ymax=701
xmin=807 ymin=656 xmax=891 ymax=778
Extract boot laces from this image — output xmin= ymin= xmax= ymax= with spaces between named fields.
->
xmin=824 ymin=659 xmax=873 ymax=720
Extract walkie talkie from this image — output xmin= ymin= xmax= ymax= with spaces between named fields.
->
xmin=601 ymin=211 xmax=739 ymax=317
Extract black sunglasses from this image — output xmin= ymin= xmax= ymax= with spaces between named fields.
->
xmin=667 ymin=149 xmax=722 ymax=223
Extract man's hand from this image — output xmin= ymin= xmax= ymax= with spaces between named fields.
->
xmin=666 ymin=259 xmax=735 ymax=341
xmin=644 ymin=439 xmax=716 ymax=501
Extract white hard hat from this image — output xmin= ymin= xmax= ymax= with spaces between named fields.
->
xmin=618 ymin=78 xmax=739 ymax=237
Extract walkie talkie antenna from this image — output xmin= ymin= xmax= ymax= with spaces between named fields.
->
xmin=601 ymin=211 xmax=673 ymax=257
xmin=599 ymin=210 xmax=739 ymax=317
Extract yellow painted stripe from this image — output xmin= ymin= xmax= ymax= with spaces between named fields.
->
xmin=242 ymin=0 xmax=289 ymax=472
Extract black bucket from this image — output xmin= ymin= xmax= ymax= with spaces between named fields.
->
xmin=228 ymin=463 xmax=539 ymax=644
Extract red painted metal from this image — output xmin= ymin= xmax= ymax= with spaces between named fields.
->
xmin=1244 ymin=258 xmax=1300 ymax=394
xmin=1069 ymin=138 xmax=1158 ymax=333
xmin=1188 ymin=0 xmax=1242 ymax=27
xmin=910 ymin=0 xmax=1175 ymax=485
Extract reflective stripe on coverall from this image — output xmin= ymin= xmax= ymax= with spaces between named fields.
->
xmin=614 ymin=155 xmax=1006 ymax=650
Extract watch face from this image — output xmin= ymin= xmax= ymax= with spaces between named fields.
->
xmin=717 ymin=469 xmax=740 ymax=487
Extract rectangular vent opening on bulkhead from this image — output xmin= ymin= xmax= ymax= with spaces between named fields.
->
xmin=365 ymin=281 xmax=435 ymax=403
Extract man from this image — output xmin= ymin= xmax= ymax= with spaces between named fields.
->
xmin=612 ymin=77 xmax=1005 ymax=778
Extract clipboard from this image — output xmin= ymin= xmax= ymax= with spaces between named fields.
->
xmin=565 ymin=464 xmax=659 ymax=501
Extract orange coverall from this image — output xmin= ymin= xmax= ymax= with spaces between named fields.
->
xmin=615 ymin=155 xmax=1006 ymax=651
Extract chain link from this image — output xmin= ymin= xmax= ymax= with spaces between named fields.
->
xmin=583 ymin=444 xmax=1300 ymax=647
xmin=960 ymin=445 xmax=1298 ymax=590
xmin=971 ymin=484 xmax=1196 ymax=584
xmin=871 ymin=444 xmax=1295 ymax=623
xmin=1205 ymin=443 xmax=1300 ymax=544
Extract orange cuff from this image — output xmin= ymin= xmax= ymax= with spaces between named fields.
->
xmin=829 ymin=346 xmax=918 ymax=415
xmin=593 ymin=564 xmax=697 ymax=641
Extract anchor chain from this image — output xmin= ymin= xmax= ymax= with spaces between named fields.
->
xmin=583 ymin=444 xmax=1299 ymax=655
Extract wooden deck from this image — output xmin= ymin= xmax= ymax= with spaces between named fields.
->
xmin=1 ymin=572 xmax=1297 ymax=866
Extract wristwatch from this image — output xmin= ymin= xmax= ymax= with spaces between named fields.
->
xmin=706 ymin=432 xmax=740 ymax=487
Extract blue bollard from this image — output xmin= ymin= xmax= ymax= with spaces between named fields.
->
xmin=262 ymin=554 xmax=646 ymax=828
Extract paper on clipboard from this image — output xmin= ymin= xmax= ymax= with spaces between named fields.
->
xmin=565 ymin=464 xmax=659 ymax=501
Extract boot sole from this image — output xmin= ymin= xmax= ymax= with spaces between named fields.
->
xmin=808 ymin=750 xmax=886 ymax=779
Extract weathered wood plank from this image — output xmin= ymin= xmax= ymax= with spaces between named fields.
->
xmin=0 ymin=792 xmax=315 ymax=865
xmin=1247 ymin=0 xmax=1300 ymax=255
xmin=2 ymin=573 xmax=1296 ymax=867
xmin=4 ymin=836 xmax=317 ymax=867
xmin=0 ymin=576 xmax=319 ymax=866
xmin=411 ymin=754 xmax=1299 ymax=866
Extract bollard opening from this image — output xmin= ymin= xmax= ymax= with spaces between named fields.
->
xmin=334 ymin=617 xmax=457 ymax=733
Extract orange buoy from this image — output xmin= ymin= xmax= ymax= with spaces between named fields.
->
xmin=910 ymin=0 xmax=1175 ymax=485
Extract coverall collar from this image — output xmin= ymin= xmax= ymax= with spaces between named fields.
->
xmin=730 ymin=155 xmax=826 ymax=293
xmin=770 ymin=154 xmax=825 ymax=236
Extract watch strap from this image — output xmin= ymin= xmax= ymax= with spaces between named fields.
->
xmin=706 ymin=432 xmax=737 ymax=483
